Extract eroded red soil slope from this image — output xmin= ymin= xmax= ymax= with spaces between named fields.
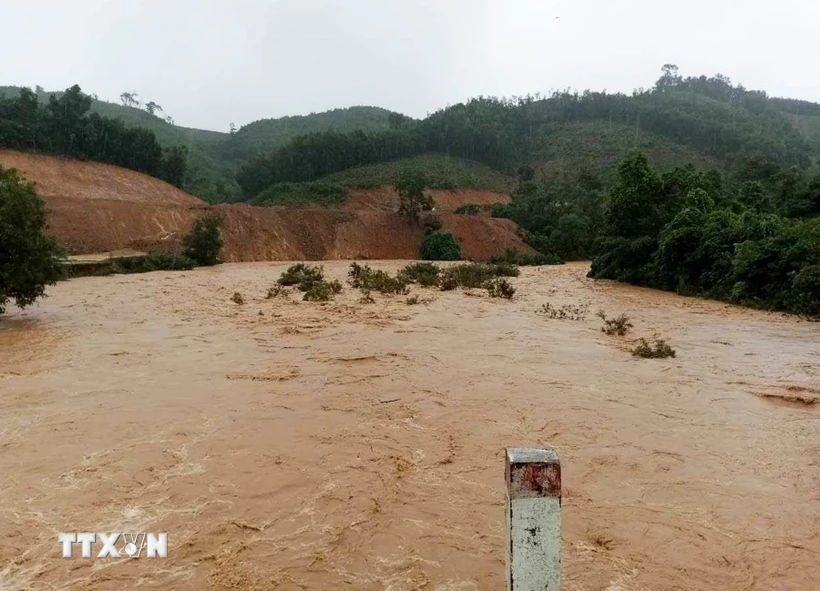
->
xmin=0 ymin=150 xmax=533 ymax=260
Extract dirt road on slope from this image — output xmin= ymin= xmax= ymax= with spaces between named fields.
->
xmin=0 ymin=262 xmax=817 ymax=590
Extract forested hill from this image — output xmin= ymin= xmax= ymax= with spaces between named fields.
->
xmin=236 ymin=67 xmax=819 ymax=198
xmin=226 ymin=107 xmax=404 ymax=162
xmin=0 ymin=85 xmax=401 ymax=202
xmin=4 ymin=67 xmax=820 ymax=204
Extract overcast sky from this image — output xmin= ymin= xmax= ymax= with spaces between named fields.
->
xmin=2 ymin=0 xmax=818 ymax=132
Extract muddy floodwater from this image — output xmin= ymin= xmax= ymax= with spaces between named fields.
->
xmin=1 ymin=262 xmax=818 ymax=590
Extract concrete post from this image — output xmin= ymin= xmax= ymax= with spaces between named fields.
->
xmin=506 ymin=448 xmax=561 ymax=591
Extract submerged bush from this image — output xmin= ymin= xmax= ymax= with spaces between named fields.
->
xmin=303 ymin=282 xmax=334 ymax=302
xmin=538 ymin=302 xmax=589 ymax=320
xmin=398 ymin=262 xmax=441 ymax=287
xmin=277 ymin=264 xmax=342 ymax=301
xmin=348 ymin=263 xmax=409 ymax=294
xmin=266 ymin=285 xmax=292 ymax=299
xmin=490 ymin=247 xmax=561 ymax=266
xmin=632 ymin=338 xmax=677 ymax=359
xmin=114 ymin=253 xmax=196 ymax=273
xmin=439 ymin=262 xmax=519 ymax=290
xmin=231 ymin=292 xmax=245 ymax=305
xmin=278 ymin=263 xmax=325 ymax=290
xmin=487 ymin=278 xmax=516 ymax=299
xmin=183 ymin=213 xmax=223 ymax=266
xmin=597 ymin=311 xmax=633 ymax=336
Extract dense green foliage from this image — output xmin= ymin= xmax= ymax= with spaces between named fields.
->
xmin=275 ymin=264 xmax=342 ymax=301
xmin=0 ymin=86 xmax=188 ymax=187
xmin=0 ymin=166 xmax=63 ymax=313
xmin=590 ymin=150 xmax=820 ymax=316
xmin=439 ymin=263 xmax=519 ymax=291
xmin=395 ymin=169 xmax=432 ymax=224
xmin=348 ymin=263 xmax=410 ymax=295
xmin=224 ymin=107 xmax=399 ymax=163
xmin=236 ymin=67 xmax=815 ymax=199
xmin=250 ymin=181 xmax=347 ymax=207
xmin=491 ymin=165 xmax=604 ymax=260
xmin=421 ymin=231 xmax=461 ymax=261
xmin=397 ymin=262 xmax=442 ymax=287
xmin=183 ymin=213 xmax=223 ymax=266
xmin=321 ymin=154 xmax=514 ymax=192
xmin=278 ymin=263 xmax=325 ymax=290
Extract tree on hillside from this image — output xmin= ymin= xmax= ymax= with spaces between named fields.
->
xmin=0 ymin=166 xmax=63 ymax=314
xmin=145 ymin=101 xmax=163 ymax=116
xmin=45 ymin=85 xmax=92 ymax=156
xmin=606 ymin=150 xmax=664 ymax=238
xmin=160 ymin=146 xmax=189 ymax=188
xmin=120 ymin=92 xmax=140 ymax=108
xmin=655 ymin=64 xmax=682 ymax=91
xmin=395 ymin=169 xmax=431 ymax=224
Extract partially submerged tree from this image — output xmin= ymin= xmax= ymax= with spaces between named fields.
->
xmin=183 ymin=213 xmax=223 ymax=266
xmin=0 ymin=166 xmax=63 ymax=314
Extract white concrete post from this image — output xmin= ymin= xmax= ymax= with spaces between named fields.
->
xmin=506 ymin=448 xmax=561 ymax=591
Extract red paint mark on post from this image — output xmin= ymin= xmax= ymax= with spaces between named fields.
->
xmin=508 ymin=462 xmax=561 ymax=498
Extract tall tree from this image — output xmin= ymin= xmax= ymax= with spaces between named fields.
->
xmin=119 ymin=92 xmax=140 ymax=108
xmin=144 ymin=101 xmax=162 ymax=116
xmin=0 ymin=166 xmax=63 ymax=314
xmin=395 ymin=169 xmax=429 ymax=224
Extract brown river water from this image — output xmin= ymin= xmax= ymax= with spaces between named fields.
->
xmin=0 ymin=262 xmax=818 ymax=590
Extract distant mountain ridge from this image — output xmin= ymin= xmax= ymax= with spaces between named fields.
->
xmin=0 ymin=85 xmax=402 ymax=202
xmin=4 ymin=69 xmax=820 ymax=205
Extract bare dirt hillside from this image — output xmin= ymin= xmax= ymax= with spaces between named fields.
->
xmin=0 ymin=149 xmax=205 ymax=206
xmin=1 ymin=262 xmax=817 ymax=590
xmin=0 ymin=150 xmax=530 ymax=260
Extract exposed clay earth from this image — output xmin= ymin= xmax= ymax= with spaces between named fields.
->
xmin=0 ymin=150 xmax=531 ymax=261
xmin=1 ymin=262 xmax=818 ymax=590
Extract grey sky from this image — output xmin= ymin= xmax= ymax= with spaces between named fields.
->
xmin=2 ymin=0 xmax=818 ymax=132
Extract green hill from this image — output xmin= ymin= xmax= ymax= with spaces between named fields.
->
xmin=529 ymin=120 xmax=718 ymax=178
xmin=223 ymin=106 xmax=400 ymax=162
xmin=236 ymin=71 xmax=817 ymax=199
xmin=321 ymin=154 xmax=514 ymax=192
xmin=0 ymin=86 xmax=403 ymax=202
xmin=5 ymin=69 xmax=820 ymax=207
xmin=778 ymin=111 xmax=820 ymax=163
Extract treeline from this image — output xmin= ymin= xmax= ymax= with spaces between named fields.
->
xmin=236 ymin=66 xmax=812 ymax=198
xmin=490 ymin=165 xmax=607 ymax=261
xmin=494 ymin=145 xmax=820 ymax=263
xmin=0 ymin=85 xmax=187 ymax=187
xmin=588 ymin=150 xmax=820 ymax=316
